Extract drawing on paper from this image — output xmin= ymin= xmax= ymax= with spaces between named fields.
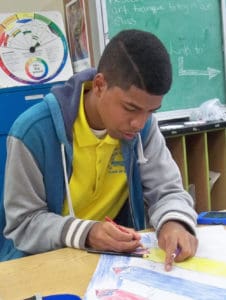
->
xmin=84 ymin=230 xmax=226 ymax=300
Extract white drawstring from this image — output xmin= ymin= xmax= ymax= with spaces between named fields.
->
xmin=61 ymin=144 xmax=75 ymax=217
xmin=137 ymin=133 xmax=148 ymax=164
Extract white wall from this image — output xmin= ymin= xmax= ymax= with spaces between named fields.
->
xmin=0 ymin=0 xmax=64 ymax=14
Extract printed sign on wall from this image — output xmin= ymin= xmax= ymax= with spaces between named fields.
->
xmin=0 ymin=11 xmax=73 ymax=87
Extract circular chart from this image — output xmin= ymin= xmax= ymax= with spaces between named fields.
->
xmin=0 ymin=12 xmax=69 ymax=85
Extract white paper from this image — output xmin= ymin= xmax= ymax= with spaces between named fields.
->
xmin=84 ymin=227 xmax=226 ymax=300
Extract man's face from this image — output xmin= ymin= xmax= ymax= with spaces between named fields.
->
xmin=95 ymin=81 xmax=163 ymax=140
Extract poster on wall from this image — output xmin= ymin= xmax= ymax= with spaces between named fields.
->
xmin=64 ymin=0 xmax=91 ymax=72
xmin=0 ymin=11 xmax=73 ymax=88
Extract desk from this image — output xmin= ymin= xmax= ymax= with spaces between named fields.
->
xmin=1 ymin=226 xmax=225 ymax=300
xmin=0 ymin=248 xmax=99 ymax=300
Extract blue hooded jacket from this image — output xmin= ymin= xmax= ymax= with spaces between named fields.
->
xmin=0 ymin=68 xmax=152 ymax=261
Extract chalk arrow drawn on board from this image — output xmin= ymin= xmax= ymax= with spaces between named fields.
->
xmin=178 ymin=56 xmax=221 ymax=79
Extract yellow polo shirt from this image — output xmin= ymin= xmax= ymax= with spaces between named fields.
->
xmin=62 ymin=83 xmax=128 ymax=220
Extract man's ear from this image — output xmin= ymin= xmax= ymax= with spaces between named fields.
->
xmin=93 ymin=73 xmax=107 ymax=96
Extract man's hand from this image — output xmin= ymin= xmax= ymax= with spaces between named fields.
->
xmin=86 ymin=222 xmax=142 ymax=252
xmin=158 ymin=221 xmax=198 ymax=271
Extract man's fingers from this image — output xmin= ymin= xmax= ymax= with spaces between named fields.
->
xmin=164 ymin=246 xmax=182 ymax=271
xmin=86 ymin=222 xmax=141 ymax=252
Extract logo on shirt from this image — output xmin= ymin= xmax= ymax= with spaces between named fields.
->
xmin=108 ymin=148 xmax=125 ymax=174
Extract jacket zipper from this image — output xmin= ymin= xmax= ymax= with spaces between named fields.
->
xmin=128 ymin=143 xmax=136 ymax=228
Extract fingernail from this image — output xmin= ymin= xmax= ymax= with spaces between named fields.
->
xmin=165 ymin=264 xmax=172 ymax=272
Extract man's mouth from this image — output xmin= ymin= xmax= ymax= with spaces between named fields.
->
xmin=122 ymin=131 xmax=138 ymax=140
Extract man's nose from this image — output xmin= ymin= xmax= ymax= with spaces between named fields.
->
xmin=130 ymin=113 xmax=149 ymax=131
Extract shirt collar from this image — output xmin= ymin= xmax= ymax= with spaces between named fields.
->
xmin=74 ymin=82 xmax=119 ymax=147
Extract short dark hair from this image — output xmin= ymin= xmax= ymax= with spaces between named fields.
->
xmin=97 ymin=29 xmax=172 ymax=95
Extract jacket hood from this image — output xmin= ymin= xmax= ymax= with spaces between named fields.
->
xmin=51 ymin=68 xmax=97 ymax=142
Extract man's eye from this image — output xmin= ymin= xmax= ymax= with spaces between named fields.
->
xmin=125 ymin=106 xmax=136 ymax=111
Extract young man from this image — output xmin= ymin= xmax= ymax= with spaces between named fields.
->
xmin=0 ymin=29 xmax=198 ymax=270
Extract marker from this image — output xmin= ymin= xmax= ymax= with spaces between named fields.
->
xmin=105 ymin=216 xmax=130 ymax=234
xmin=184 ymin=121 xmax=206 ymax=126
xmin=86 ymin=248 xmax=145 ymax=258
xmin=171 ymin=247 xmax=181 ymax=260
xmin=160 ymin=124 xmax=184 ymax=130
xmin=24 ymin=294 xmax=42 ymax=300
xmin=24 ymin=295 xmax=81 ymax=300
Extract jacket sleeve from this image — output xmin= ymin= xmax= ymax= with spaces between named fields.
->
xmin=140 ymin=115 xmax=197 ymax=235
xmin=3 ymin=137 xmax=96 ymax=254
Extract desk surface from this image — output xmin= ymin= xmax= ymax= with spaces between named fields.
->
xmin=1 ymin=226 xmax=225 ymax=300
xmin=0 ymin=248 xmax=99 ymax=300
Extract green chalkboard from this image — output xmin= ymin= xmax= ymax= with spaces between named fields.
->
xmin=104 ymin=0 xmax=226 ymax=112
